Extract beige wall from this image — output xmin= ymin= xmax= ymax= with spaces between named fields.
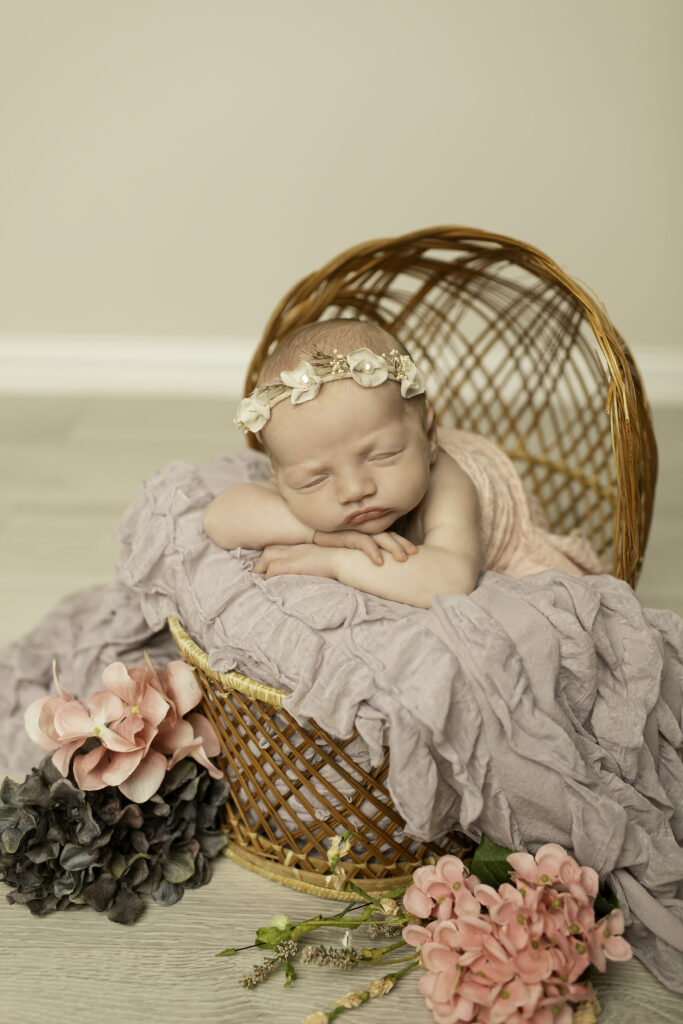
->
xmin=0 ymin=0 xmax=681 ymax=358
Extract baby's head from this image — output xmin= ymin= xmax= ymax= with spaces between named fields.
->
xmin=239 ymin=319 xmax=437 ymax=534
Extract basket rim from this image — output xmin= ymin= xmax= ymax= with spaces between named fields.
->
xmin=167 ymin=615 xmax=289 ymax=707
xmin=248 ymin=224 xmax=627 ymax=397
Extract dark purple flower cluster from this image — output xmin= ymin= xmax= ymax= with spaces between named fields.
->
xmin=0 ymin=749 xmax=228 ymax=924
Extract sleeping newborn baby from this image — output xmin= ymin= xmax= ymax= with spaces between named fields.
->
xmin=203 ymin=319 xmax=483 ymax=608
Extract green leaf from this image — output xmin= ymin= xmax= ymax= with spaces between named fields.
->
xmin=377 ymin=886 xmax=407 ymax=900
xmin=283 ymin=962 xmax=296 ymax=987
xmin=345 ymin=881 xmax=378 ymax=904
xmin=215 ymin=948 xmax=238 ymax=957
xmin=255 ymin=925 xmax=291 ymax=949
xmin=595 ymin=882 xmax=619 ymax=917
xmin=470 ymin=834 xmax=514 ymax=888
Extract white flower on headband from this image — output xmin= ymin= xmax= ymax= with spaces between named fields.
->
xmin=346 ymin=348 xmax=388 ymax=388
xmin=398 ymin=357 xmax=427 ymax=399
xmin=234 ymin=393 xmax=271 ymax=433
xmin=279 ymin=361 xmax=322 ymax=404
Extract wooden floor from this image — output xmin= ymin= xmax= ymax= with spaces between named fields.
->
xmin=1 ymin=395 xmax=682 ymax=1024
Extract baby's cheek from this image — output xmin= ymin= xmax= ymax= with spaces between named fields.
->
xmin=288 ymin=494 xmax=325 ymax=530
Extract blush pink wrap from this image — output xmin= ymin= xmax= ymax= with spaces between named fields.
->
xmin=438 ymin=428 xmax=608 ymax=579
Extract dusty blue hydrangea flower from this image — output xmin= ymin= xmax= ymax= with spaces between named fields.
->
xmin=0 ymin=749 xmax=228 ymax=924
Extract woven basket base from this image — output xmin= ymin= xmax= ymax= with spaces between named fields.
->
xmin=222 ymin=842 xmax=426 ymax=901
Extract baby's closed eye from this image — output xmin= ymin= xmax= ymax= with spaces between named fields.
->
xmin=295 ymin=474 xmax=329 ymax=490
xmin=368 ymin=449 xmax=403 ymax=462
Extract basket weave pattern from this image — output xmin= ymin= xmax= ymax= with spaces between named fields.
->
xmin=170 ymin=227 xmax=657 ymax=899
xmin=168 ymin=616 xmax=469 ymax=897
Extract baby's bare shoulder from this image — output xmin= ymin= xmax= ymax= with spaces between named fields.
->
xmin=427 ymin=449 xmax=475 ymax=496
xmin=422 ymin=450 xmax=479 ymax=532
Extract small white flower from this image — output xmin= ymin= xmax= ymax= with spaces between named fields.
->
xmin=399 ymin=358 xmax=427 ymax=398
xmin=234 ymin=393 xmax=271 ymax=433
xmin=280 ymin=361 xmax=322 ymax=404
xmin=379 ymin=897 xmax=399 ymax=915
xmin=346 ymin=348 xmax=389 ymax=388
xmin=368 ymin=976 xmax=396 ymax=998
xmin=326 ymin=830 xmax=353 ymax=866
xmin=268 ymin=913 xmax=291 ymax=930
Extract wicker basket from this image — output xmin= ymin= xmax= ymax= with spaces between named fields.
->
xmin=170 ymin=226 xmax=657 ymax=900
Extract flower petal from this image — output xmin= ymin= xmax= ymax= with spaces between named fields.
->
xmin=403 ymin=884 xmax=434 ymax=918
xmin=402 ymin=924 xmax=433 ymax=947
xmin=163 ymin=661 xmax=202 ymax=717
xmin=153 ymin=717 xmax=195 ymax=754
xmin=101 ymin=661 xmax=140 ymax=705
xmin=422 ymin=942 xmax=458 ymax=973
xmin=167 ymin=737 xmax=223 ymax=779
xmin=118 ymin=749 xmax=168 ymax=803
xmin=52 ymin=661 xmax=76 ymax=702
xmin=51 ymin=738 xmax=87 ymax=777
xmin=280 ymin=362 xmax=323 ymax=404
xmin=604 ymin=936 xmax=632 ymax=962
xmin=347 ymin=348 xmax=388 ymax=387
xmin=187 ymin=711 xmax=221 ymax=757
xmin=100 ymin=748 xmax=146 ymax=786
xmin=97 ymin=724 xmax=144 ymax=752
xmin=507 ymin=851 xmax=538 ymax=881
xmin=435 ymin=854 xmax=467 ymax=885
xmin=52 ymin=699 xmax=96 ymax=740
xmin=138 ymin=682 xmax=171 ymax=727
xmin=72 ymin=745 xmax=110 ymax=790
xmin=400 ymin=361 xmax=427 ymax=399
xmin=234 ymin=394 xmax=271 ymax=433
xmin=24 ymin=696 xmax=63 ymax=750
xmin=88 ymin=690 xmax=126 ymax=725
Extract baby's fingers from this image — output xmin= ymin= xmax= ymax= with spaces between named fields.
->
xmin=251 ymin=545 xmax=284 ymax=574
xmin=353 ymin=535 xmax=384 ymax=565
xmin=374 ymin=532 xmax=418 ymax=562
xmin=389 ymin=532 xmax=419 ymax=557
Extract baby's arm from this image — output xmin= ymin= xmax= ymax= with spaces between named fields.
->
xmin=254 ymin=452 xmax=483 ymax=608
xmin=203 ymin=480 xmax=314 ymax=549
xmin=203 ymin=481 xmax=417 ymax=563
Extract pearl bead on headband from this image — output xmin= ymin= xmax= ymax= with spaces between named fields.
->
xmin=234 ymin=347 xmax=427 ymax=434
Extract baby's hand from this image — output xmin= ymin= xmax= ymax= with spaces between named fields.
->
xmin=251 ymin=544 xmax=336 ymax=580
xmin=312 ymin=529 xmax=418 ymax=566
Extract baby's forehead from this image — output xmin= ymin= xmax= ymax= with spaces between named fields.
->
xmin=265 ymin=389 xmax=412 ymax=462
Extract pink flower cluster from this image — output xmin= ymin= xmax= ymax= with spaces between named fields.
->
xmin=402 ymin=846 xmax=632 ymax=1024
xmin=25 ymin=659 xmax=224 ymax=803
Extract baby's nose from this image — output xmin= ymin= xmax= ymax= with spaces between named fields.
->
xmin=337 ymin=470 xmax=376 ymax=504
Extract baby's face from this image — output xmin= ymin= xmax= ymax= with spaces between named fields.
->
xmin=263 ymin=379 xmax=437 ymax=535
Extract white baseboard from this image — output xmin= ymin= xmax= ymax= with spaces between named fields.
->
xmin=1 ymin=334 xmax=682 ymax=405
xmin=0 ymin=334 xmax=257 ymax=397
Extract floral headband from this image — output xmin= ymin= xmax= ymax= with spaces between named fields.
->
xmin=234 ymin=347 xmax=427 ymax=433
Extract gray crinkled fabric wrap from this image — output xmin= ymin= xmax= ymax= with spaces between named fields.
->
xmin=0 ymin=440 xmax=682 ymax=992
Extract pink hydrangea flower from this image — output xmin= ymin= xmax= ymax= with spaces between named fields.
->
xmin=587 ymin=909 xmax=632 ymax=972
xmin=403 ymin=846 xmax=631 ymax=1024
xmin=24 ymin=659 xmax=223 ymax=803
xmin=403 ymin=854 xmax=482 ymax=921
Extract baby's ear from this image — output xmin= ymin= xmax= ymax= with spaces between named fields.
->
xmin=426 ymin=408 xmax=439 ymax=463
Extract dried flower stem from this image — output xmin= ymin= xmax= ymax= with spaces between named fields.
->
xmin=316 ymin=960 xmax=419 ymax=1021
xmin=291 ymin=912 xmax=396 ymax=942
xmin=237 ymin=941 xmax=298 ymax=988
